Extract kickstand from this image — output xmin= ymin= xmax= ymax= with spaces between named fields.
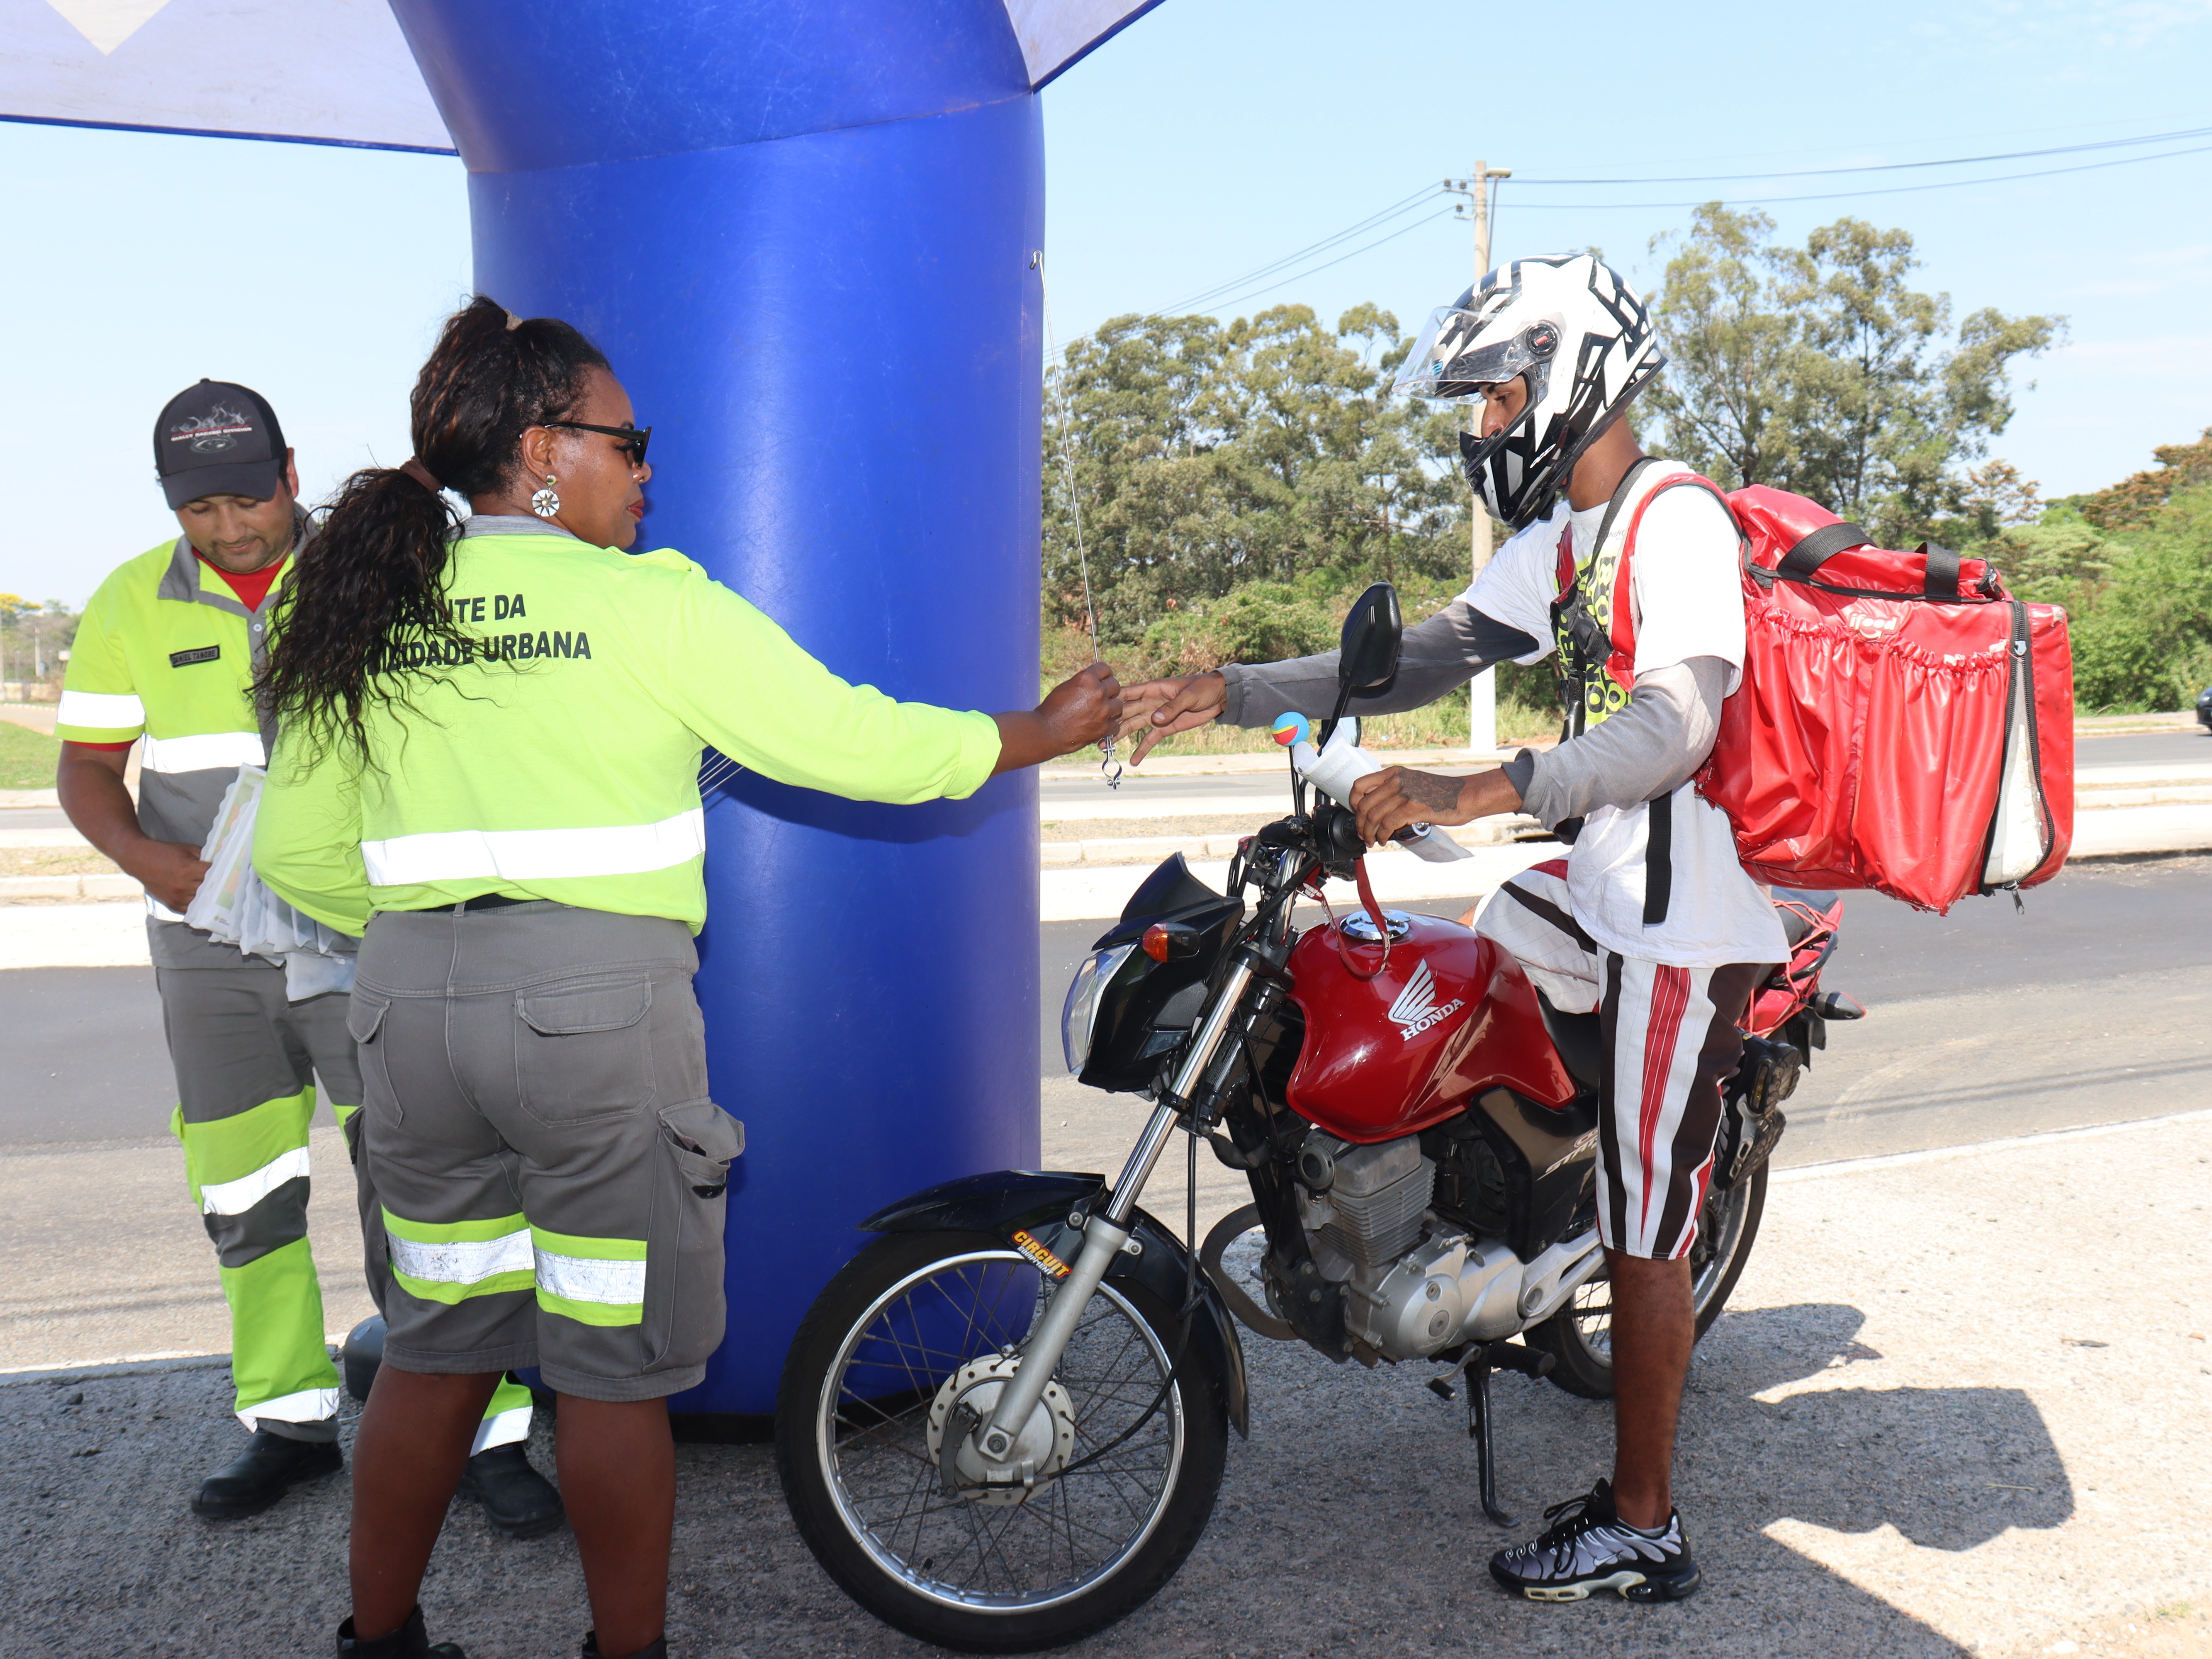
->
xmin=1465 ymin=1350 xmax=1514 ymax=1527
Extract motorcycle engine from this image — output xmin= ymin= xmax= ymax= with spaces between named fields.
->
xmin=1293 ymin=1131 xmax=1523 ymax=1362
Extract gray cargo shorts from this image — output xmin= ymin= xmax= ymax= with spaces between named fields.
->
xmin=348 ymin=902 xmax=745 ymax=1402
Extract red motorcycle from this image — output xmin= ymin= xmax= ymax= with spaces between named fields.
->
xmin=775 ymin=587 xmax=1862 ymax=1652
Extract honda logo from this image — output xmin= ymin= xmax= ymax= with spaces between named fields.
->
xmin=1387 ymin=961 xmax=1466 ymax=1042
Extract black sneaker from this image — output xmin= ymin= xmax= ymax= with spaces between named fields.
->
xmin=1488 ymin=1478 xmax=1700 ymax=1603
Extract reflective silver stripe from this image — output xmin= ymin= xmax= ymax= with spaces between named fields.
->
xmin=239 ymin=1386 xmax=339 ymax=1429
xmin=533 ymin=1247 xmax=646 ymax=1307
xmin=57 ymin=689 xmax=146 ymax=729
xmin=199 ymin=1147 xmax=311 ymax=1216
xmin=471 ymin=1405 xmax=533 ymax=1455
xmin=141 ymin=730 xmax=265 ymax=774
xmin=147 ymin=893 xmax=184 ymax=922
xmin=361 ymin=808 xmax=706 ymax=886
xmin=387 ymin=1226 xmax=535 ymax=1287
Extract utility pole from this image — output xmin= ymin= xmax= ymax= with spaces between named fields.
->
xmin=1444 ymin=160 xmax=1509 ymax=754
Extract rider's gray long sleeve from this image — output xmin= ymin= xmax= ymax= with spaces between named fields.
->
xmin=1216 ymin=599 xmax=1541 ymax=728
xmin=1499 ymin=657 xmax=1732 ymax=830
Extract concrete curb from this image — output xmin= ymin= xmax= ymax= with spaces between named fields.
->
xmin=0 ymin=1352 xmax=235 ymax=1388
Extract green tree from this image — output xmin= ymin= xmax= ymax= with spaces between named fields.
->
xmin=2074 ymin=428 xmax=2212 ymax=532
xmin=1647 ymin=207 xmax=2061 ymax=545
xmin=2060 ymin=486 xmax=2212 ymax=711
xmin=1640 ymin=206 xmax=1812 ymax=494
xmin=1042 ymin=304 xmax=1471 ymax=654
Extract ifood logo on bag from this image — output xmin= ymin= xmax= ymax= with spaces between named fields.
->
xmin=1388 ymin=961 xmax=1465 ymax=1042
xmin=1842 ymin=599 xmax=1903 ymax=640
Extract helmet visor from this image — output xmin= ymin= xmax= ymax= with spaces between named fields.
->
xmin=1394 ymin=306 xmax=1559 ymax=401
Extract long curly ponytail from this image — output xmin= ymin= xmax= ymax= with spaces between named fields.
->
xmin=259 ymin=296 xmax=609 ymax=760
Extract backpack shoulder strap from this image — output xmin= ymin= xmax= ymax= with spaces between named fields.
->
xmin=1610 ymin=470 xmax=1736 ymax=677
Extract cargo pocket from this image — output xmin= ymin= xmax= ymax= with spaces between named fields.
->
xmin=514 ymin=978 xmax=653 ymax=1124
xmin=346 ymin=991 xmax=396 ymax=1121
xmin=645 ymin=1100 xmax=746 ymax=1368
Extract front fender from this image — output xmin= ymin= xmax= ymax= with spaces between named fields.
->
xmin=861 ymin=1169 xmax=1250 ymax=1439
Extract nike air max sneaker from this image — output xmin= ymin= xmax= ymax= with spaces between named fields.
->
xmin=1488 ymin=1478 xmax=1701 ymax=1602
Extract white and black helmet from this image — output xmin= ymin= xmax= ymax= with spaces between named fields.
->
xmin=1395 ymin=253 xmax=1665 ymax=530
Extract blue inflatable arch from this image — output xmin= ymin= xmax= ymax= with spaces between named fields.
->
xmin=5 ymin=0 xmax=1163 ymax=1417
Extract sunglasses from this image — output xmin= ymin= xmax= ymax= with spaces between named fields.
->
xmin=545 ymin=420 xmax=652 ymax=465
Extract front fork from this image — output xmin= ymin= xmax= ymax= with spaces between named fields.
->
xmin=972 ymin=956 xmax=1259 ymax=1464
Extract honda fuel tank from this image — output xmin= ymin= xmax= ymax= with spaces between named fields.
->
xmin=1285 ymin=910 xmax=1578 ymax=1143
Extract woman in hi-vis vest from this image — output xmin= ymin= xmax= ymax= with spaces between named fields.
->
xmin=255 ymin=297 xmax=1119 ymax=1659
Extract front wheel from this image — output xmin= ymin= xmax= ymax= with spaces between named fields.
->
xmin=1525 ymin=1163 xmax=1768 ymax=1399
xmin=774 ymin=1229 xmax=1229 ymax=1653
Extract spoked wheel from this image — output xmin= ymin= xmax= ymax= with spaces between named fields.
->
xmin=775 ymin=1229 xmax=1228 ymax=1653
xmin=1525 ymin=1164 xmax=1768 ymax=1399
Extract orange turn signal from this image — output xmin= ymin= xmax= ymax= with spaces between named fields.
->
xmin=1142 ymin=922 xmax=1200 ymax=962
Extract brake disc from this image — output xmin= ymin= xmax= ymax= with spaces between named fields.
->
xmin=925 ymin=1356 xmax=1078 ymax=1508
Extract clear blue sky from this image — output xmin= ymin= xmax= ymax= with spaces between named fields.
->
xmin=5 ymin=0 xmax=2207 ymax=607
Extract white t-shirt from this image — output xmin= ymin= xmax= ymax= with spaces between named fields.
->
xmin=1462 ymin=466 xmax=1789 ymax=969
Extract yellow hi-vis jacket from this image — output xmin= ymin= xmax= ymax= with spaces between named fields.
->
xmin=58 ymin=532 xmax=295 ymax=931
xmin=254 ymin=525 xmax=1002 ymax=936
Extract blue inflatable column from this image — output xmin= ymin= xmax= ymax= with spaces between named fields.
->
xmin=392 ymin=2 xmax=1045 ymax=1417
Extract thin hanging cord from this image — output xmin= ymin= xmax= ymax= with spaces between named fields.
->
xmin=1037 ymin=251 xmax=1120 ymax=788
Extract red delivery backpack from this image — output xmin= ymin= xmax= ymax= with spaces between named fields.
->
xmin=1588 ymin=473 xmax=2073 ymax=913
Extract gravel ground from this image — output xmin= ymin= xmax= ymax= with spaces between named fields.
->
xmin=4 ymin=1114 xmax=2207 ymax=1658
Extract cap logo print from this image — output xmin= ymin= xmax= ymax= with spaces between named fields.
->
xmin=170 ymin=405 xmax=255 ymax=454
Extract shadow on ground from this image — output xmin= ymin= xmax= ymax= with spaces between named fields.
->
xmin=0 ymin=1301 xmax=2070 ymax=1657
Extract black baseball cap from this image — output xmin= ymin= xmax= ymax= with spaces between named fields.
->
xmin=153 ymin=379 xmax=289 ymax=509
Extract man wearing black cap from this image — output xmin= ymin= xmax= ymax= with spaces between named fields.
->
xmin=55 ymin=382 xmax=560 ymax=1533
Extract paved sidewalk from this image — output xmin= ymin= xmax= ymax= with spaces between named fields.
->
xmin=5 ymin=1112 xmax=2207 ymax=1658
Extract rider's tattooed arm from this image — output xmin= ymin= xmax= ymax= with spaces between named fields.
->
xmin=1349 ymin=765 xmax=1523 ymax=844
xmin=1512 ymin=656 xmax=1729 ymax=829
xmin=1397 ymin=769 xmax=1475 ymax=815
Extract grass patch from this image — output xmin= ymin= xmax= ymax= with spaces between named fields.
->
xmin=0 ymin=718 xmax=60 ymax=789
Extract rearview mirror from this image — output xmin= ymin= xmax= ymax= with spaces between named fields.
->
xmin=1337 ymin=583 xmax=1402 ymax=692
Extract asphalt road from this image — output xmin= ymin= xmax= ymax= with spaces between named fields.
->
xmin=5 ymin=851 xmax=2206 ymax=1154
xmin=1042 ymin=854 xmax=2212 ymax=1172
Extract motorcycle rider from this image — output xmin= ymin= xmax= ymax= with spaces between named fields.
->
xmin=1117 ymin=253 xmax=1786 ymax=1603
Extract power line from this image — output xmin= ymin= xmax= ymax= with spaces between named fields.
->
xmin=1499 ymin=139 xmax=2212 ymax=211
xmin=1158 ymin=184 xmax=1444 ymax=314
xmin=1514 ymin=121 xmax=2212 ymax=185
xmin=1188 ymin=207 xmax=1456 ymax=317
xmin=1150 ymin=127 xmax=2212 ymax=320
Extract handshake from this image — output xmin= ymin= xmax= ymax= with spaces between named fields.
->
xmin=1023 ymin=664 xmax=1226 ymax=764
xmin=1029 ymin=667 xmax=1520 ymax=848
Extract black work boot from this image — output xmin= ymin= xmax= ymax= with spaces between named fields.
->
xmin=580 ymin=1634 xmax=667 ymax=1659
xmin=192 ymin=1427 xmax=343 ymax=1519
xmin=457 ymin=1442 xmax=566 ymax=1538
xmin=334 ymin=1605 xmax=466 ymax=1656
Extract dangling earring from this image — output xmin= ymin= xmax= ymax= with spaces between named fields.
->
xmin=530 ymin=474 xmax=561 ymax=518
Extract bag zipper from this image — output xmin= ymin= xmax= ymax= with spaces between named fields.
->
xmin=1746 ymin=565 xmax=2002 ymax=605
